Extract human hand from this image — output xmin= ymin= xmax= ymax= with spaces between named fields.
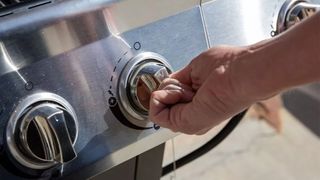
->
xmin=150 ymin=12 xmax=320 ymax=134
xmin=149 ymin=46 xmax=257 ymax=134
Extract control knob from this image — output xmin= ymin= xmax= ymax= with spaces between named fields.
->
xmin=6 ymin=93 xmax=78 ymax=175
xmin=118 ymin=52 xmax=172 ymax=127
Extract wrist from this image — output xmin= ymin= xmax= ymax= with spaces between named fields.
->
xmin=231 ymin=12 xmax=320 ymax=104
xmin=230 ymin=41 xmax=280 ymax=103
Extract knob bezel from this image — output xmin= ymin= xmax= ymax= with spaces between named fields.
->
xmin=118 ymin=52 xmax=172 ymax=128
xmin=6 ymin=92 xmax=78 ymax=170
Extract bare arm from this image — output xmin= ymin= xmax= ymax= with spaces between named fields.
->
xmin=235 ymin=12 xmax=320 ymax=101
xmin=149 ymin=12 xmax=320 ymax=135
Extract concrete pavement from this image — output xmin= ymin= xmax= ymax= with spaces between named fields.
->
xmin=162 ymin=109 xmax=320 ymax=180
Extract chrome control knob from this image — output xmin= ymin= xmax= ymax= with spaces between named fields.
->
xmin=275 ymin=0 xmax=320 ymax=35
xmin=129 ymin=61 xmax=170 ymax=112
xmin=118 ymin=52 xmax=172 ymax=127
xmin=6 ymin=93 xmax=78 ymax=171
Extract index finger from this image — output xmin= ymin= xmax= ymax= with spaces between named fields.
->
xmin=170 ymin=65 xmax=192 ymax=86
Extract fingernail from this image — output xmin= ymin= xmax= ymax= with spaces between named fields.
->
xmin=163 ymin=84 xmax=182 ymax=91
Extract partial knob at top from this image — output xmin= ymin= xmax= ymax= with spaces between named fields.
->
xmin=275 ymin=0 xmax=320 ymax=35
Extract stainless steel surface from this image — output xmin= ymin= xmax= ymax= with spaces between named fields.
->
xmin=201 ymin=0 xmax=320 ymax=46
xmin=275 ymin=0 xmax=320 ymax=35
xmin=0 ymin=0 xmax=118 ymax=34
xmin=0 ymin=6 xmax=113 ymax=77
xmin=118 ymin=52 xmax=172 ymax=127
xmin=106 ymin=0 xmax=199 ymax=33
xmin=0 ymin=0 xmax=198 ymax=77
xmin=201 ymin=0 xmax=286 ymax=46
xmin=6 ymin=93 xmax=78 ymax=170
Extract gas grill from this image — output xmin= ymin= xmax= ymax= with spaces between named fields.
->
xmin=0 ymin=0 xmax=319 ymax=179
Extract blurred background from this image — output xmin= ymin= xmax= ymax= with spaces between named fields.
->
xmin=161 ymin=88 xmax=320 ymax=180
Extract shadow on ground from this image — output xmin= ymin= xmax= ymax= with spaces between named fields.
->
xmin=282 ymin=83 xmax=320 ymax=137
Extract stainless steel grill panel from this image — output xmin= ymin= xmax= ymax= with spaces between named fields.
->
xmin=0 ymin=1 xmax=207 ymax=178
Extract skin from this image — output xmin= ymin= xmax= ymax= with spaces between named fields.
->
xmin=148 ymin=12 xmax=320 ymax=135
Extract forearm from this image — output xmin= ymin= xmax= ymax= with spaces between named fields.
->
xmin=235 ymin=12 xmax=320 ymax=101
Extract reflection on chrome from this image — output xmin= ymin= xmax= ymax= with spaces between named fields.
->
xmin=240 ymin=0 xmax=265 ymax=44
xmin=0 ymin=42 xmax=27 ymax=84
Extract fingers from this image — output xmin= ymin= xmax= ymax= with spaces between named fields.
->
xmin=149 ymin=85 xmax=194 ymax=118
xmin=149 ymin=82 xmax=218 ymax=135
xmin=170 ymin=65 xmax=192 ymax=86
xmin=158 ymin=78 xmax=193 ymax=92
xmin=149 ymin=81 xmax=194 ymax=130
xmin=162 ymin=85 xmax=194 ymax=102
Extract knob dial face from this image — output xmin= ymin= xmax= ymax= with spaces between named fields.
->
xmin=130 ymin=62 xmax=170 ymax=113
xmin=118 ymin=52 xmax=172 ymax=127
xmin=6 ymin=93 xmax=78 ymax=170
